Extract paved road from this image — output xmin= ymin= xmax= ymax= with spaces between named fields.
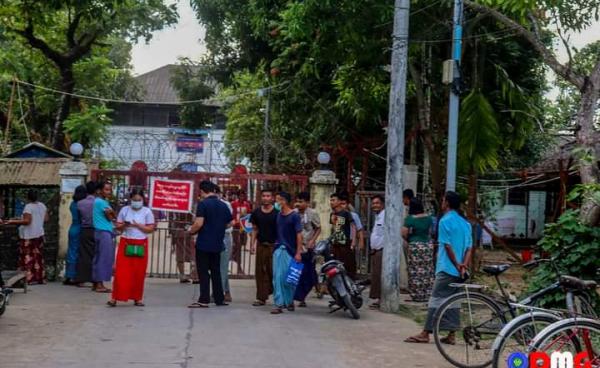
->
xmin=0 ymin=280 xmax=448 ymax=368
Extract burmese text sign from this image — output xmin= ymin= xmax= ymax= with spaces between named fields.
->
xmin=149 ymin=178 xmax=194 ymax=213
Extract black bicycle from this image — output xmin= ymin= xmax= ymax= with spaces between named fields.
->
xmin=432 ymin=254 xmax=597 ymax=368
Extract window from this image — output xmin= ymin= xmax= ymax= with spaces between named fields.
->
xmin=507 ymin=189 xmax=527 ymax=205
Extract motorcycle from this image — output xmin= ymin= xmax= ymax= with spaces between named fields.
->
xmin=313 ymin=238 xmax=367 ymax=319
xmin=0 ymin=288 xmax=13 ymax=316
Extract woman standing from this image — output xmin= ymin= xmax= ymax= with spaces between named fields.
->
xmin=402 ymin=198 xmax=434 ymax=302
xmin=108 ymin=189 xmax=155 ymax=307
xmin=4 ymin=190 xmax=48 ymax=284
xmin=64 ymin=185 xmax=87 ymax=285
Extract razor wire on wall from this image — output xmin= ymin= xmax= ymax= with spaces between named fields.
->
xmin=93 ymin=127 xmax=230 ymax=172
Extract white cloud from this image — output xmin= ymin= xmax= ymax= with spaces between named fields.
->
xmin=131 ymin=0 xmax=206 ymax=75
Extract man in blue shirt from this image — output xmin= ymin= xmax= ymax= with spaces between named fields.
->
xmin=271 ymin=191 xmax=303 ymax=315
xmin=405 ymin=191 xmax=473 ymax=344
xmin=188 ymin=181 xmax=233 ymax=308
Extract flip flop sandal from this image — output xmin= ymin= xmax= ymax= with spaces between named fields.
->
xmin=369 ymin=303 xmax=380 ymax=309
xmin=106 ymin=300 xmax=117 ymax=307
xmin=134 ymin=301 xmax=145 ymax=307
xmin=440 ymin=336 xmax=456 ymax=345
xmin=404 ymin=336 xmax=430 ymax=343
xmin=252 ymin=301 xmax=266 ymax=306
xmin=188 ymin=302 xmax=209 ymax=308
xmin=298 ymin=302 xmax=307 ymax=308
xmin=287 ymin=305 xmax=295 ymax=312
xmin=270 ymin=308 xmax=283 ymax=315
xmin=95 ymin=288 xmax=112 ymax=293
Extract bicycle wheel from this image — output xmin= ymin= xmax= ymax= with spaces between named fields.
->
xmin=529 ymin=318 xmax=600 ymax=367
xmin=434 ymin=292 xmax=508 ymax=368
xmin=492 ymin=312 xmax=560 ymax=368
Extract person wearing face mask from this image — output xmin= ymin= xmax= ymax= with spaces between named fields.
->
xmin=107 ymin=189 xmax=155 ymax=307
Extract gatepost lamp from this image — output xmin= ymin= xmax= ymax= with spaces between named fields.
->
xmin=69 ymin=142 xmax=84 ymax=161
xmin=317 ymin=151 xmax=331 ymax=170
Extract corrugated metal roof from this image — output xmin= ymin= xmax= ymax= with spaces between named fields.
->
xmin=0 ymin=159 xmax=70 ymax=186
xmin=136 ymin=65 xmax=181 ymax=104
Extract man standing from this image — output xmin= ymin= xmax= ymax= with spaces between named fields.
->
xmin=76 ymin=181 xmax=97 ymax=287
xmin=188 ymin=181 xmax=233 ymax=308
xmin=403 ymin=189 xmax=415 ymax=207
xmin=368 ymin=195 xmax=385 ymax=310
xmin=231 ymin=191 xmax=251 ymax=275
xmin=405 ymin=191 xmax=473 ymax=344
xmin=92 ymin=181 xmax=116 ymax=293
xmin=249 ymin=189 xmax=278 ymax=307
xmin=329 ymin=192 xmax=356 ymax=279
xmin=293 ymin=192 xmax=321 ymax=307
xmin=215 ymin=185 xmax=234 ymax=302
xmin=271 ymin=192 xmax=302 ymax=315
xmin=169 ymin=212 xmax=198 ymax=284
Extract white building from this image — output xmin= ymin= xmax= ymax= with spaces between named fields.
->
xmin=96 ymin=65 xmax=229 ymax=173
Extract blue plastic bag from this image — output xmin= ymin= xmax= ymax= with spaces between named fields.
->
xmin=285 ymin=260 xmax=304 ymax=286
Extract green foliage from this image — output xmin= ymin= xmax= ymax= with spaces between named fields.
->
xmin=526 ymin=187 xmax=600 ymax=312
xmin=170 ymin=60 xmax=215 ymax=129
xmin=458 ymin=90 xmax=501 ymax=173
xmin=545 ymin=41 xmax=600 ymax=132
xmin=0 ymin=0 xmax=177 ymax=147
xmin=63 ymin=105 xmax=112 ymax=148
xmin=476 ymin=0 xmax=600 ymax=32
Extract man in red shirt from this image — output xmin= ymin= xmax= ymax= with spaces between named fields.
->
xmin=231 ymin=191 xmax=252 ymax=275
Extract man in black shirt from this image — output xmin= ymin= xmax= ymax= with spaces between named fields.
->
xmin=330 ymin=192 xmax=357 ymax=279
xmin=249 ymin=189 xmax=278 ymax=306
xmin=188 ymin=181 xmax=233 ymax=308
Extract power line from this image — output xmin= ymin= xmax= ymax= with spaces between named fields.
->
xmin=9 ymin=78 xmax=290 ymax=106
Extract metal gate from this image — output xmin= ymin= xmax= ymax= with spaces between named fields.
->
xmin=354 ymin=190 xmax=385 ymax=275
xmin=92 ymin=169 xmax=308 ymax=279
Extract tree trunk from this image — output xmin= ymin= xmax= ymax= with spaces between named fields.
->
xmin=575 ymin=85 xmax=600 ymax=226
xmin=51 ymin=65 xmax=75 ymax=150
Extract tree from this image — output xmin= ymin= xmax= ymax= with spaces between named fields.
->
xmin=465 ymin=0 xmax=600 ymax=225
xmin=170 ymin=59 xmax=216 ymax=129
xmin=1 ymin=31 xmax=140 ymax=149
xmin=0 ymin=0 xmax=178 ymax=150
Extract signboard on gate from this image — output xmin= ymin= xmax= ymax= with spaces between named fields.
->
xmin=176 ymin=136 xmax=204 ymax=153
xmin=149 ymin=178 xmax=194 ymax=213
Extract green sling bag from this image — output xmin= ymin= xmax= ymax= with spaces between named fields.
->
xmin=125 ymin=244 xmax=145 ymax=257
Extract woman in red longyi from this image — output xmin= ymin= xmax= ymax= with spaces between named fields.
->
xmin=107 ymin=189 xmax=155 ymax=307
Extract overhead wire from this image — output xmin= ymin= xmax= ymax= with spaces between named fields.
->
xmin=10 ymin=78 xmax=291 ymax=106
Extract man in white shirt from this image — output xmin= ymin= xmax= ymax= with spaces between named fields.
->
xmin=369 ymin=194 xmax=385 ymax=309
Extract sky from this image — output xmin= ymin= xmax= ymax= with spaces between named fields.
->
xmin=131 ymin=0 xmax=206 ymax=76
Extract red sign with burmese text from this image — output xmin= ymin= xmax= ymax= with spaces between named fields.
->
xmin=149 ymin=178 xmax=194 ymax=213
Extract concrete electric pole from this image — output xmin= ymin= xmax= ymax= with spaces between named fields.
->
xmin=445 ymin=0 xmax=464 ymax=192
xmin=381 ymin=0 xmax=410 ymax=313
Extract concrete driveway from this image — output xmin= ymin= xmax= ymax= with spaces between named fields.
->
xmin=0 ymin=280 xmax=449 ymax=368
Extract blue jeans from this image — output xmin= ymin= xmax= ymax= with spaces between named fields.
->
xmin=220 ymin=232 xmax=233 ymax=293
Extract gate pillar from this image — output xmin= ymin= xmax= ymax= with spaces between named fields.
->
xmin=309 ymin=155 xmax=338 ymax=240
xmin=57 ymin=158 xmax=89 ymax=276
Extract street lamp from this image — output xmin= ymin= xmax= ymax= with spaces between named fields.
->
xmin=317 ymin=151 xmax=331 ymax=170
xmin=70 ymin=142 xmax=84 ymax=161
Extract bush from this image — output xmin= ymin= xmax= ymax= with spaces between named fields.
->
xmin=525 ymin=195 xmax=600 ymax=314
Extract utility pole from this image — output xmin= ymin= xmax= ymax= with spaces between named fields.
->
xmin=382 ymin=0 xmax=410 ymax=313
xmin=259 ymin=87 xmax=271 ymax=173
xmin=445 ymin=0 xmax=464 ymax=192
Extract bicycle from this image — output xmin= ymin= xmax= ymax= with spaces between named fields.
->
xmin=432 ymin=256 xmax=598 ymax=368
xmin=527 ymin=316 xmax=600 ymax=367
xmin=491 ymin=274 xmax=598 ymax=368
